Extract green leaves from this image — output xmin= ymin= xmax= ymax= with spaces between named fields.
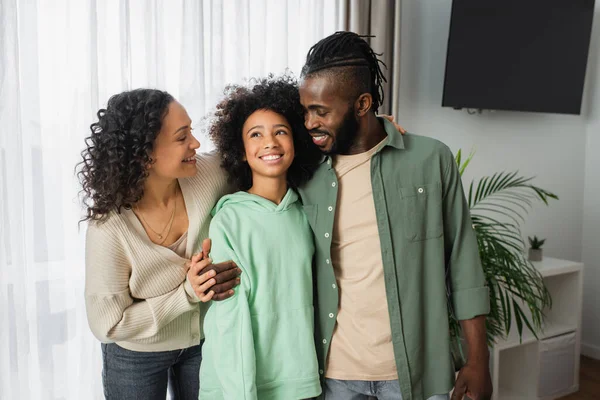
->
xmin=455 ymin=148 xmax=475 ymax=177
xmin=528 ymin=236 xmax=546 ymax=249
xmin=451 ymin=150 xmax=557 ymax=347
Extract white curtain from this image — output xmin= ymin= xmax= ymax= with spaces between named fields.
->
xmin=0 ymin=1 xmax=339 ymax=398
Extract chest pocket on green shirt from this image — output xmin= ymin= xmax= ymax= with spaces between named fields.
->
xmin=399 ymin=182 xmax=443 ymax=241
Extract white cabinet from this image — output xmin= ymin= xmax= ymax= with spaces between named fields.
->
xmin=491 ymin=257 xmax=584 ymax=400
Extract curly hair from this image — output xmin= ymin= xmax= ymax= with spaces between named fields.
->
xmin=77 ymin=89 xmax=174 ymax=222
xmin=209 ymin=74 xmax=321 ymax=191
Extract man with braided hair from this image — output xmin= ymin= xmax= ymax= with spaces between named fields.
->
xmin=298 ymin=31 xmax=492 ymax=400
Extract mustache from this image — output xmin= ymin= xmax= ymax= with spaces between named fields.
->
xmin=309 ymin=130 xmax=330 ymax=136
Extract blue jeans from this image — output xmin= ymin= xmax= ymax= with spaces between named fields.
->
xmin=101 ymin=342 xmax=202 ymax=400
xmin=323 ymin=378 xmax=450 ymax=400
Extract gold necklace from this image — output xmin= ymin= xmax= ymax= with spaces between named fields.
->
xmin=136 ymin=187 xmax=178 ymax=244
xmin=156 ymin=199 xmax=176 ymax=245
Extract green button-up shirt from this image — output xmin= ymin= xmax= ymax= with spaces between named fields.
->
xmin=298 ymin=118 xmax=490 ymax=400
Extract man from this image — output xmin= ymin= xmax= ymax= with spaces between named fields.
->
xmin=298 ymin=31 xmax=492 ymax=400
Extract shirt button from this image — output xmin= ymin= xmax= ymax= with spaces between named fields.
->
xmin=331 ymin=182 xmax=336 ymax=187
xmin=322 ymin=339 xmax=327 ymax=344
xmin=329 ymin=313 xmax=334 ymax=318
xmin=324 ymin=233 xmax=330 ymax=238
xmin=332 ymin=284 xmax=336 ymax=289
xmin=418 ymin=187 xmax=424 ymax=193
xmin=327 ymin=159 xmax=331 ymax=165
xmin=328 ymin=206 xmax=333 ymax=212
xmin=326 ymin=259 xmax=330 ymax=264
xmin=319 ymin=369 xmax=324 ymax=374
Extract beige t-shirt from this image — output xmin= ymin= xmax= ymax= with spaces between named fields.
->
xmin=326 ymin=139 xmax=398 ymax=380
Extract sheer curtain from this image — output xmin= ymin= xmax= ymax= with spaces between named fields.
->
xmin=0 ymin=1 xmax=339 ymax=398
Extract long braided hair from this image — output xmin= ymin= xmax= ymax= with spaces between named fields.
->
xmin=301 ymin=31 xmax=387 ymax=113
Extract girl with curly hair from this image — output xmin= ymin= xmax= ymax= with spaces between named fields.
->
xmin=78 ymin=89 xmax=241 ymax=399
xmin=199 ymin=75 xmax=323 ymax=399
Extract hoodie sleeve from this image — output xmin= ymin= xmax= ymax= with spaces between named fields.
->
xmin=208 ymin=218 xmax=258 ymax=400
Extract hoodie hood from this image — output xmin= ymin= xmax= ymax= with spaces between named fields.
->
xmin=212 ymin=188 xmax=299 ymax=216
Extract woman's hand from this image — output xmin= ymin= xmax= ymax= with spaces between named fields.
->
xmin=187 ymin=253 xmax=219 ymax=302
xmin=187 ymin=238 xmax=242 ymax=302
xmin=380 ymin=114 xmax=407 ymax=134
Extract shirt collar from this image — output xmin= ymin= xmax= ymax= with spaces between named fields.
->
xmin=379 ymin=116 xmax=406 ymax=150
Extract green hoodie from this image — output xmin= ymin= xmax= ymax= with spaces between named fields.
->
xmin=199 ymin=189 xmax=321 ymax=400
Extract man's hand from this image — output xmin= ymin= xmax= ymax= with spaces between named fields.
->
xmin=379 ymin=114 xmax=406 ymax=134
xmin=197 ymin=259 xmax=241 ymax=301
xmin=452 ymin=361 xmax=493 ymax=400
xmin=452 ymin=315 xmax=493 ymax=400
xmin=189 ymin=238 xmax=242 ymax=301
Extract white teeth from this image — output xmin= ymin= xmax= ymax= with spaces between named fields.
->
xmin=261 ymin=154 xmax=282 ymax=161
xmin=183 ymin=157 xmax=194 ymax=162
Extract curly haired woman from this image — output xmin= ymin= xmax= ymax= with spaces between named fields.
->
xmin=78 ymin=89 xmax=241 ymax=400
xmin=198 ymin=75 xmax=323 ymax=400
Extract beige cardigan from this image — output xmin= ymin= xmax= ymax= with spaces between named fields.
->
xmin=84 ymin=152 xmax=230 ymax=352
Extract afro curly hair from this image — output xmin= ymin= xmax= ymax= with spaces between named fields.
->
xmin=209 ymin=74 xmax=321 ymax=192
xmin=77 ymin=88 xmax=174 ymax=222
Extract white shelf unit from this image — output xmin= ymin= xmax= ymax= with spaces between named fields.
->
xmin=491 ymin=257 xmax=584 ymax=400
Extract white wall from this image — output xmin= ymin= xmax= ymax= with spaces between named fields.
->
xmin=581 ymin=5 xmax=600 ymax=360
xmin=396 ymin=1 xmax=588 ymax=260
xmin=395 ymin=1 xmax=598 ymax=357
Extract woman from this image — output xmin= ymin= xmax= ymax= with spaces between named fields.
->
xmin=78 ymin=89 xmax=240 ymax=400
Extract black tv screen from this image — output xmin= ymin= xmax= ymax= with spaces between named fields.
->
xmin=442 ymin=0 xmax=595 ymax=114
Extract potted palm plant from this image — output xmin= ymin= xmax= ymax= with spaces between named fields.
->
xmin=450 ymin=150 xmax=558 ymax=367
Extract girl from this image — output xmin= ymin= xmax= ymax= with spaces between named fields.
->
xmin=78 ymin=89 xmax=241 ymax=399
xmin=199 ymin=75 xmax=322 ymax=399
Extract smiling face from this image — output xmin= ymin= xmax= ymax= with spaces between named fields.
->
xmin=149 ymin=100 xmax=200 ymax=179
xmin=299 ymin=74 xmax=359 ymax=155
xmin=242 ymin=109 xmax=295 ymax=185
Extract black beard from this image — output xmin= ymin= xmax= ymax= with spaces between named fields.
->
xmin=327 ymin=107 xmax=359 ymax=155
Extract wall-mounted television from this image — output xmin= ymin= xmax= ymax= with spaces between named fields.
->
xmin=442 ymin=0 xmax=596 ymax=114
